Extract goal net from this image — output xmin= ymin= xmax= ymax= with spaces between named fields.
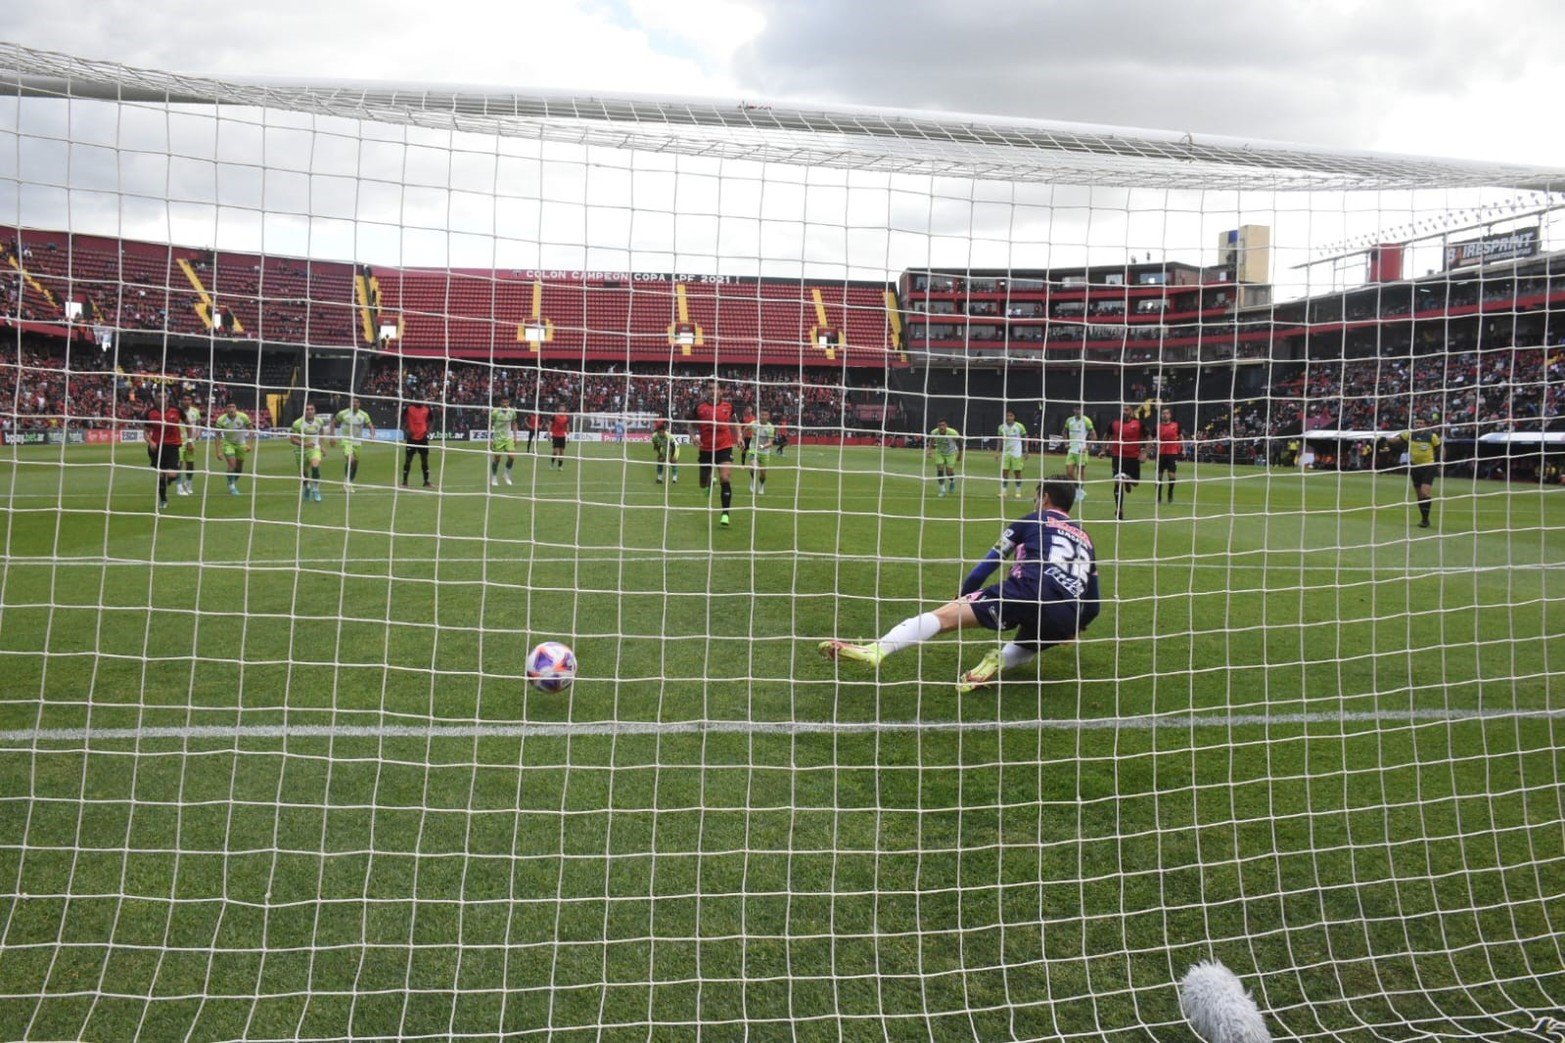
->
xmin=0 ymin=42 xmax=1561 ymax=1042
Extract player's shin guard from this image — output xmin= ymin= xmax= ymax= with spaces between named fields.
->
xmin=876 ymin=612 xmax=942 ymax=656
xmin=720 ymin=480 xmax=732 ymax=511
xmin=1420 ymin=496 xmax=1432 ymax=525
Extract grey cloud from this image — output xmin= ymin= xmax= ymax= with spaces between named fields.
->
xmin=732 ymin=0 xmax=1555 ymax=148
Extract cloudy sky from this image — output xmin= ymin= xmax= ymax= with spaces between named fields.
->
xmin=2 ymin=0 xmax=1562 ymax=289
xmin=7 ymin=0 xmax=1563 ymax=165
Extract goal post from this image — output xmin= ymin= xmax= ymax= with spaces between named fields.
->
xmin=0 ymin=42 xmax=1562 ymax=1042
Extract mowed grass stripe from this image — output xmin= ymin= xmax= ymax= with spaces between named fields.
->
xmin=3 ymin=703 xmax=1565 ymax=744
xmin=0 ymin=442 xmax=1561 ymax=1042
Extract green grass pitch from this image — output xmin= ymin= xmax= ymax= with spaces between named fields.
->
xmin=0 ymin=439 xmax=1561 ymax=1041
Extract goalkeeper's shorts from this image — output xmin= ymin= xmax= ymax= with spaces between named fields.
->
xmin=964 ymin=581 xmax=1100 ymax=650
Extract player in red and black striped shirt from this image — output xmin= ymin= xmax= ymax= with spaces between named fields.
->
xmin=402 ymin=400 xmax=435 ymax=488
xmin=549 ymin=408 xmax=570 ymax=469
xmin=1155 ymin=408 xmax=1183 ymax=504
xmin=689 ymin=378 xmax=741 ymax=527
xmin=1108 ymin=404 xmax=1148 ymax=521
xmin=145 ymin=387 xmax=184 ymax=510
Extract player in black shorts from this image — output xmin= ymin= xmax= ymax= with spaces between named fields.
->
xmin=1155 ymin=408 xmax=1183 ymax=503
xmin=819 ymin=477 xmax=1101 ymax=692
xmin=690 ymin=380 xmax=740 ymax=525
xmin=145 ymin=390 xmax=183 ymax=509
xmin=700 ymin=446 xmax=734 ymax=487
xmin=738 ymin=406 xmax=755 ymax=477
xmin=1108 ymin=405 xmax=1148 ymax=521
xmin=1387 ymin=423 xmax=1442 ymax=528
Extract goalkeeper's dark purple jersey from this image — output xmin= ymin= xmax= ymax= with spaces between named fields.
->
xmin=958 ymin=507 xmax=1101 ymax=646
xmin=965 ymin=508 xmax=1099 ymax=605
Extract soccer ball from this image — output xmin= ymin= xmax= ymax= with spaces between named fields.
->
xmin=525 ymin=641 xmax=577 ymax=693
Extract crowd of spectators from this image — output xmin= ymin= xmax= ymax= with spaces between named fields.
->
xmin=1193 ymin=338 xmax=1565 ymax=466
xmin=3 ymin=329 xmax=1559 ymax=475
xmin=0 ymin=340 xmax=275 ymax=430
xmin=357 ymin=358 xmax=894 ymax=434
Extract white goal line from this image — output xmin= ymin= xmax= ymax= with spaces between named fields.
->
xmin=6 ymin=553 xmax=1564 ymax=575
xmin=2 ymin=706 xmax=1559 ymax=745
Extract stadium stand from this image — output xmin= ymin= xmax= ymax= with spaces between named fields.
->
xmin=2 ymin=225 xmax=1561 ymax=479
xmin=378 ymin=269 xmax=898 ymax=366
xmin=1 ymin=228 xmax=900 ymax=369
xmin=0 ymin=227 xmax=362 ymax=349
xmin=201 ymin=250 xmax=360 ymax=347
xmin=0 ymin=337 xmax=278 ymax=431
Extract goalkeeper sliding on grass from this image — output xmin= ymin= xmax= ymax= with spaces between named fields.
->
xmin=819 ymin=476 xmax=1101 ymax=692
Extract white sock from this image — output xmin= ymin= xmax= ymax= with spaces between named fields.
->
xmin=1000 ymin=642 xmax=1036 ymax=670
xmin=875 ymin=612 xmax=942 ymax=655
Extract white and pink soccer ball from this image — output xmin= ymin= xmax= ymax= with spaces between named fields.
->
xmin=525 ymin=641 xmax=577 ymax=693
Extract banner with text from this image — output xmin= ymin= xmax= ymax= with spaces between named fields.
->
xmin=1443 ymin=227 xmax=1540 ymax=270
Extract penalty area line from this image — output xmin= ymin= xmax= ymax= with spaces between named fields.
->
xmin=2 ymin=706 xmax=1561 ymax=744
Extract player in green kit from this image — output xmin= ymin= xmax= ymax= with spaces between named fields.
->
xmin=489 ymin=396 xmax=519 ymax=487
xmin=177 ymin=392 xmax=201 ymax=496
xmin=927 ymin=419 xmax=963 ymax=496
xmin=1062 ymin=405 xmax=1094 ymax=500
xmin=996 ymin=409 xmax=1028 ymax=498
xmin=651 ymin=419 xmax=680 ymax=483
xmin=213 ymin=401 xmax=254 ymax=496
xmin=331 ymin=397 xmax=375 ymax=489
xmin=748 ymin=409 xmax=777 ymax=495
xmin=291 ymin=402 xmax=328 ymax=502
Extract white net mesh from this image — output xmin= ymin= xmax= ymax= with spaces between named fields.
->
xmin=0 ymin=43 xmax=1562 ymax=1042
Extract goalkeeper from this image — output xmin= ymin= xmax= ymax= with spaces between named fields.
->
xmin=818 ymin=477 xmax=1100 ymax=692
